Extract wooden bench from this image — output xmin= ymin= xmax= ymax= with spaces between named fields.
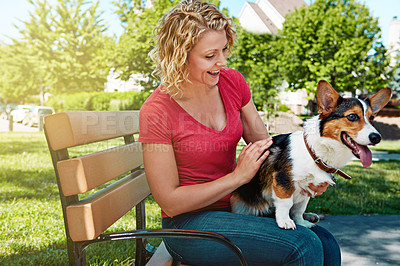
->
xmin=44 ymin=111 xmax=247 ymax=266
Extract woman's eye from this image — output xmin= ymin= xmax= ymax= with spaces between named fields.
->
xmin=346 ymin=114 xmax=359 ymax=122
xmin=205 ymin=54 xmax=214 ymax=59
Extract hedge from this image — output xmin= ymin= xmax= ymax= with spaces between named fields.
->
xmin=46 ymin=90 xmax=151 ymax=112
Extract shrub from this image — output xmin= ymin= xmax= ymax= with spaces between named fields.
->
xmin=46 ymin=91 xmax=151 ymax=112
xmin=278 ymin=104 xmax=291 ymax=112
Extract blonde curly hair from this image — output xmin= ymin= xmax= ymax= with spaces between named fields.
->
xmin=150 ymin=0 xmax=236 ymax=97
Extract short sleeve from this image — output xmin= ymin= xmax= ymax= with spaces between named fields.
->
xmin=223 ymin=68 xmax=251 ymax=107
xmin=236 ymin=71 xmax=252 ymax=107
xmin=138 ymin=102 xmax=172 ymax=145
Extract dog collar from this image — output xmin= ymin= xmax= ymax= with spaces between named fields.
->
xmin=303 ymin=133 xmax=352 ymax=180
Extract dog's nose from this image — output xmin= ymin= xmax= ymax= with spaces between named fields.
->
xmin=369 ymin=133 xmax=381 ymax=144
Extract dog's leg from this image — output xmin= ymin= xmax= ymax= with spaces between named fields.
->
xmin=291 ymin=197 xmax=315 ymax=228
xmin=274 ymin=197 xmax=296 ymax=229
xmin=271 ymin=170 xmax=296 ymax=229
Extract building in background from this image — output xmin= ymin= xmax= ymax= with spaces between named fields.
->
xmin=238 ymin=0 xmax=306 ymax=34
xmin=104 ymin=69 xmax=145 ymax=93
xmin=388 ymin=16 xmax=400 ymax=66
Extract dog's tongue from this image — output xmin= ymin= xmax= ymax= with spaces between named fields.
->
xmin=355 ymin=143 xmax=372 ymax=167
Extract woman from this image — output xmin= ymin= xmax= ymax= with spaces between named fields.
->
xmin=139 ymin=0 xmax=340 ymax=265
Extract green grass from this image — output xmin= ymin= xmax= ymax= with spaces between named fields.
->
xmin=370 ymin=139 xmax=400 ymax=153
xmin=309 ymin=139 xmax=400 ymax=215
xmin=308 ymin=160 xmax=400 ymax=215
xmin=1 ymin=132 xmax=399 ymax=265
xmin=0 ymin=132 xmax=162 ymax=265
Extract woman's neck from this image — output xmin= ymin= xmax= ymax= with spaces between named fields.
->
xmin=178 ymin=83 xmax=218 ymax=101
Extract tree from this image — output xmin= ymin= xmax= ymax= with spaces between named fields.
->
xmin=228 ymin=27 xmax=282 ymax=110
xmin=0 ymin=0 xmax=54 ymax=103
xmin=276 ymin=0 xmax=393 ymax=94
xmin=0 ymin=0 xmax=113 ymax=102
xmin=113 ymin=0 xmax=177 ymax=90
xmin=113 ymin=0 xmax=223 ymax=90
xmin=47 ymin=0 xmax=114 ymax=93
xmin=0 ymin=41 xmax=52 ymax=103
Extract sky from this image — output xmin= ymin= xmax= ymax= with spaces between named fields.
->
xmin=0 ymin=0 xmax=399 ymax=45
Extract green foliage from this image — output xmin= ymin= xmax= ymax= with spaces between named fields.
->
xmin=49 ymin=0 xmax=114 ymax=93
xmin=0 ymin=42 xmax=49 ymax=103
xmin=47 ymin=91 xmax=97 ymax=111
xmin=46 ymin=90 xmax=150 ymax=112
xmin=0 ymin=0 xmax=114 ymax=102
xmin=87 ymin=90 xmax=151 ymax=111
xmin=277 ymin=0 xmax=393 ymax=94
xmin=370 ymin=139 xmax=400 ymax=154
xmin=0 ymin=0 xmax=56 ymax=103
xmin=308 ymin=160 xmax=400 ymax=215
xmin=278 ymin=104 xmax=291 ymax=112
xmin=113 ymin=0 xmax=178 ymax=90
xmin=229 ymin=28 xmax=283 ymax=110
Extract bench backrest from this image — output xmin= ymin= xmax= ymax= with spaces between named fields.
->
xmin=44 ymin=111 xmax=150 ymax=264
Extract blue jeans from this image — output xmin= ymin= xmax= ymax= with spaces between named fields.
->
xmin=162 ymin=210 xmax=341 ymax=266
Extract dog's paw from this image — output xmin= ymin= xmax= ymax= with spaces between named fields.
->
xmin=276 ymin=218 xmax=297 ymax=230
xmin=303 ymin=212 xmax=320 ymax=223
xmin=295 ymin=219 xmax=316 ymax=228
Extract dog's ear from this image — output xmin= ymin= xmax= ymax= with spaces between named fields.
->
xmin=316 ymin=80 xmax=341 ymax=118
xmin=367 ymin=88 xmax=392 ymax=114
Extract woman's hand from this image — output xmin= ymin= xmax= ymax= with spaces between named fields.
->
xmin=233 ymin=138 xmax=273 ymax=186
xmin=305 ymin=182 xmax=330 ymax=197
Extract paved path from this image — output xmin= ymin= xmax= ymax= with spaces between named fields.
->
xmin=370 ymin=151 xmax=400 ymax=161
xmin=319 ymin=215 xmax=400 ymax=265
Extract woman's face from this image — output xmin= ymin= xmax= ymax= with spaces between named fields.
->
xmin=186 ymin=30 xmax=228 ymax=89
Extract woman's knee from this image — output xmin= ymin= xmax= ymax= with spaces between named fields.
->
xmin=311 ymin=225 xmax=341 ymax=266
xmin=284 ymin=226 xmax=324 ymax=265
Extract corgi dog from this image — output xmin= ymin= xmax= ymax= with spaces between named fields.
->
xmin=231 ymin=80 xmax=392 ymax=229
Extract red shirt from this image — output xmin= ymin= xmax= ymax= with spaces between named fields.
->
xmin=139 ymin=68 xmax=251 ymax=217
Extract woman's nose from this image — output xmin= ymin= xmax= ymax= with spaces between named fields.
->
xmin=216 ymin=54 xmax=227 ymax=67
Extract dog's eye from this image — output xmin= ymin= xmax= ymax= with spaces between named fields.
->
xmin=346 ymin=114 xmax=359 ymax=122
xmin=370 ymin=115 xmax=375 ymax=121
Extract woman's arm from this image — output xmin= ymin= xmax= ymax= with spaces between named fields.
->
xmin=143 ymin=140 xmax=271 ymax=217
xmin=241 ymin=99 xmax=271 ymax=143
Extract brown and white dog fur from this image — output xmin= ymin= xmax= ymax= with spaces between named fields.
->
xmin=231 ymin=80 xmax=392 ymax=229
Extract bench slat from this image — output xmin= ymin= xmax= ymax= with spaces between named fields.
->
xmin=45 ymin=111 xmax=140 ymax=150
xmin=66 ymin=170 xmax=150 ymax=242
xmin=57 ymin=142 xmax=143 ymax=196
